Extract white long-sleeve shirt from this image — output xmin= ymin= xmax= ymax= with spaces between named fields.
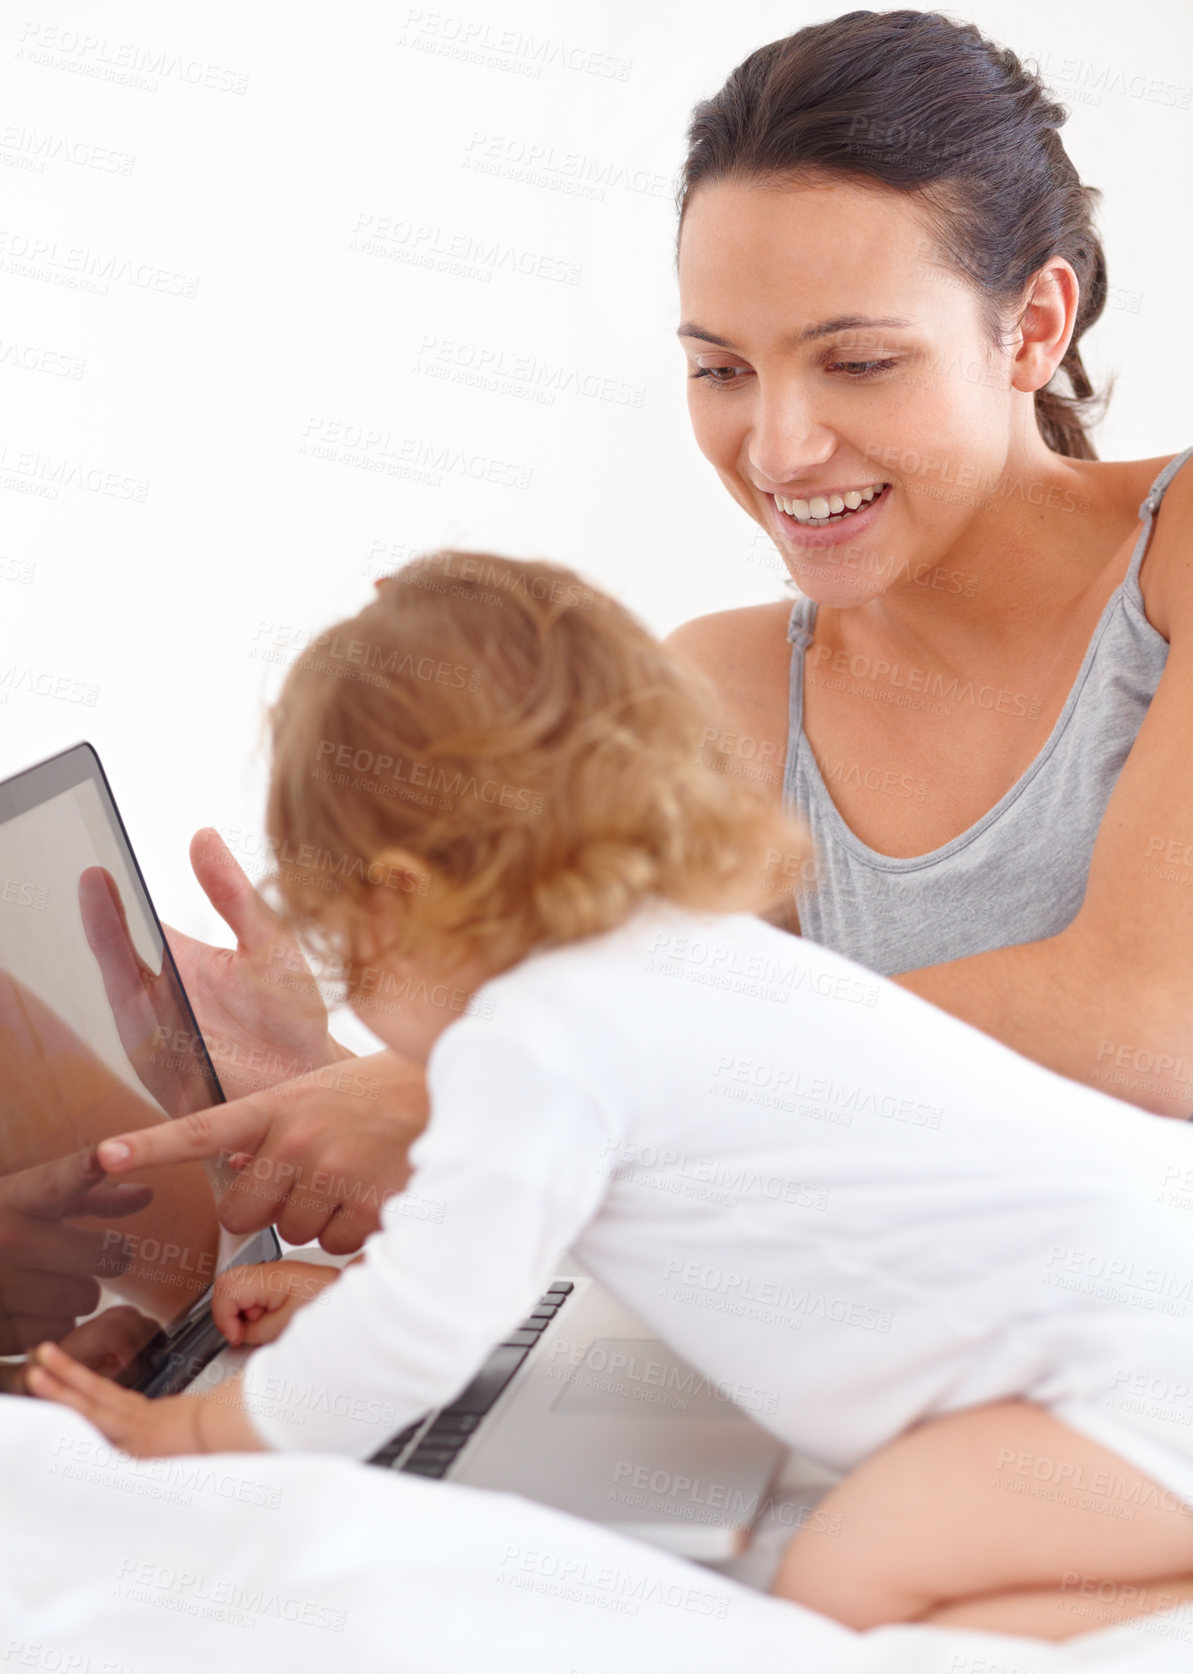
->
xmin=242 ymin=899 xmax=1193 ymax=1507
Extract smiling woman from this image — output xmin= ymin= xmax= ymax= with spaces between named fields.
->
xmin=64 ymin=13 xmax=1193 ymax=1295
xmin=665 ymin=9 xmax=1193 ymax=1118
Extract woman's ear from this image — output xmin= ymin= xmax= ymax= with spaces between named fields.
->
xmin=1011 ymin=256 xmax=1080 ymax=395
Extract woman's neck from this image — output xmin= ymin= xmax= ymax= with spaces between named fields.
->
xmin=823 ymin=448 xmax=1139 ymax=669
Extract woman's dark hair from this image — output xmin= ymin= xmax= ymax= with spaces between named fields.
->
xmin=676 ymin=10 xmax=1110 ymax=459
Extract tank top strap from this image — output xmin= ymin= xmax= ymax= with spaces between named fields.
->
xmin=782 ymin=593 xmax=819 ymax=802
xmin=785 ymin=591 xmax=818 ymax=651
xmin=1123 ymin=444 xmax=1193 ymax=612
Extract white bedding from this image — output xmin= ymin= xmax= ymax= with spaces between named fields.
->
xmin=3 ymin=1398 xmax=1191 ymax=1674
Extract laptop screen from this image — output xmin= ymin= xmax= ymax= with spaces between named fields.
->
xmin=0 ymin=743 xmax=253 ymax=1378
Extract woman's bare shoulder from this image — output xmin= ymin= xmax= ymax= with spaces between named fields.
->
xmin=663 ymin=598 xmax=793 ymax=674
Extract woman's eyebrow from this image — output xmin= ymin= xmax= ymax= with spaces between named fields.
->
xmin=676 ymin=315 xmax=914 ymax=348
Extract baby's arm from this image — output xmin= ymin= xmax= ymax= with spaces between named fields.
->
xmin=771 ymin=1400 xmax=1193 ymax=1639
xmin=237 ymin=1015 xmax=619 ymax=1456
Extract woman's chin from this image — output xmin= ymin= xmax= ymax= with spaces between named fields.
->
xmin=778 ymin=551 xmax=892 ymax=609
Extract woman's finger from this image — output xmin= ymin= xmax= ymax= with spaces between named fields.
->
xmin=189 ymin=828 xmax=282 ymax=956
xmin=96 ymin=1099 xmax=270 ymax=1176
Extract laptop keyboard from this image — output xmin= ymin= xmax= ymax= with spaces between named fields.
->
xmin=367 ymin=1281 xmax=574 ymax=1477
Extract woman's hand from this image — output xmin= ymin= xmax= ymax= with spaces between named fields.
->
xmin=97 ymin=1050 xmax=428 ymax=1252
xmin=25 ymin=1339 xmax=205 ymax=1455
xmin=212 ymin=1259 xmax=341 ymax=1346
xmin=137 ymin=829 xmax=344 ymax=1102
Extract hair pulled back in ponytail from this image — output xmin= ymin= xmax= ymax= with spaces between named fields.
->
xmin=676 ymin=10 xmax=1110 ymax=459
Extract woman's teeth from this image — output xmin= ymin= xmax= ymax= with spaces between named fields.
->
xmin=774 ymin=484 xmax=887 ymax=526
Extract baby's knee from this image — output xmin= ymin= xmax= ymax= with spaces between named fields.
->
xmin=771 ymin=1520 xmax=844 ymax=1610
xmin=770 ymin=1515 xmax=930 ymax=1629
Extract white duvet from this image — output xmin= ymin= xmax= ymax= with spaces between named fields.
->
xmin=3 ymin=1399 xmax=1190 ymax=1674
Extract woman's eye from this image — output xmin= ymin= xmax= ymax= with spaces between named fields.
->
xmin=689 ymin=358 xmax=899 ymax=386
xmin=688 ymin=365 xmax=747 ymax=384
xmin=828 ymin=359 xmax=898 ymax=379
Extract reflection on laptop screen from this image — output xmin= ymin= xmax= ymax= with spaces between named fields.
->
xmin=0 ymin=745 xmax=247 ymax=1376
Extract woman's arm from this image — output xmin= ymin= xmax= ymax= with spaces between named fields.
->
xmin=150 ymin=828 xmax=351 ymax=1098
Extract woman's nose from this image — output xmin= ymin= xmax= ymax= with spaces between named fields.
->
xmin=746 ymin=385 xmax=835 ymax=488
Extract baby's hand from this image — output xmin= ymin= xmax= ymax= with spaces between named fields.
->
xmin=27 ymin=1340 xmax=204 ymax=1456
xmin=212 ymin=1259 xmax=340 ymax=1346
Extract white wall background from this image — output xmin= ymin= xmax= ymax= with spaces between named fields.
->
xmin=0 ymin=0 xmax=1189 ymax=1047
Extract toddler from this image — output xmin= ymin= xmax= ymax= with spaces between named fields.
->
xmin=30 ymin=552 xmax=1193 ymax=1641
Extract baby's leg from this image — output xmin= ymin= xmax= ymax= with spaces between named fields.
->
xmin=923 ymin=1573 xmax=1193 ymax=1640
xmin=771 ymin=1400 xmax=1193 ymax=1635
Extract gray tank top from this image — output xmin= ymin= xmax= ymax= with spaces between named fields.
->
xmin=782 ymin=447 xmax=1193 ymax=976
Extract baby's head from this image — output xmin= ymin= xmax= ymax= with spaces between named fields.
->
xmin=262 ymin=551 xmax=813 ymax=1051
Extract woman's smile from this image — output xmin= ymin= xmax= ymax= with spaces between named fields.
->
xmin=768 ymin=480 xmax=893 ymax=549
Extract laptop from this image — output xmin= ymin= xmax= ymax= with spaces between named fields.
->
xmin=0 ymin=742 xmax=786 ymax=1559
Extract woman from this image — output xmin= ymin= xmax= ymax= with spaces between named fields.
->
xmin=106 ymin=10 xmax=1193 ymax=1260
xmin=665 ymin=9 xmax=1193 ymax=1121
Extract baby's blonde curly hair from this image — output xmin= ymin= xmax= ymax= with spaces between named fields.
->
xmin=263 ymin=551 xmax=814 ymax=981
